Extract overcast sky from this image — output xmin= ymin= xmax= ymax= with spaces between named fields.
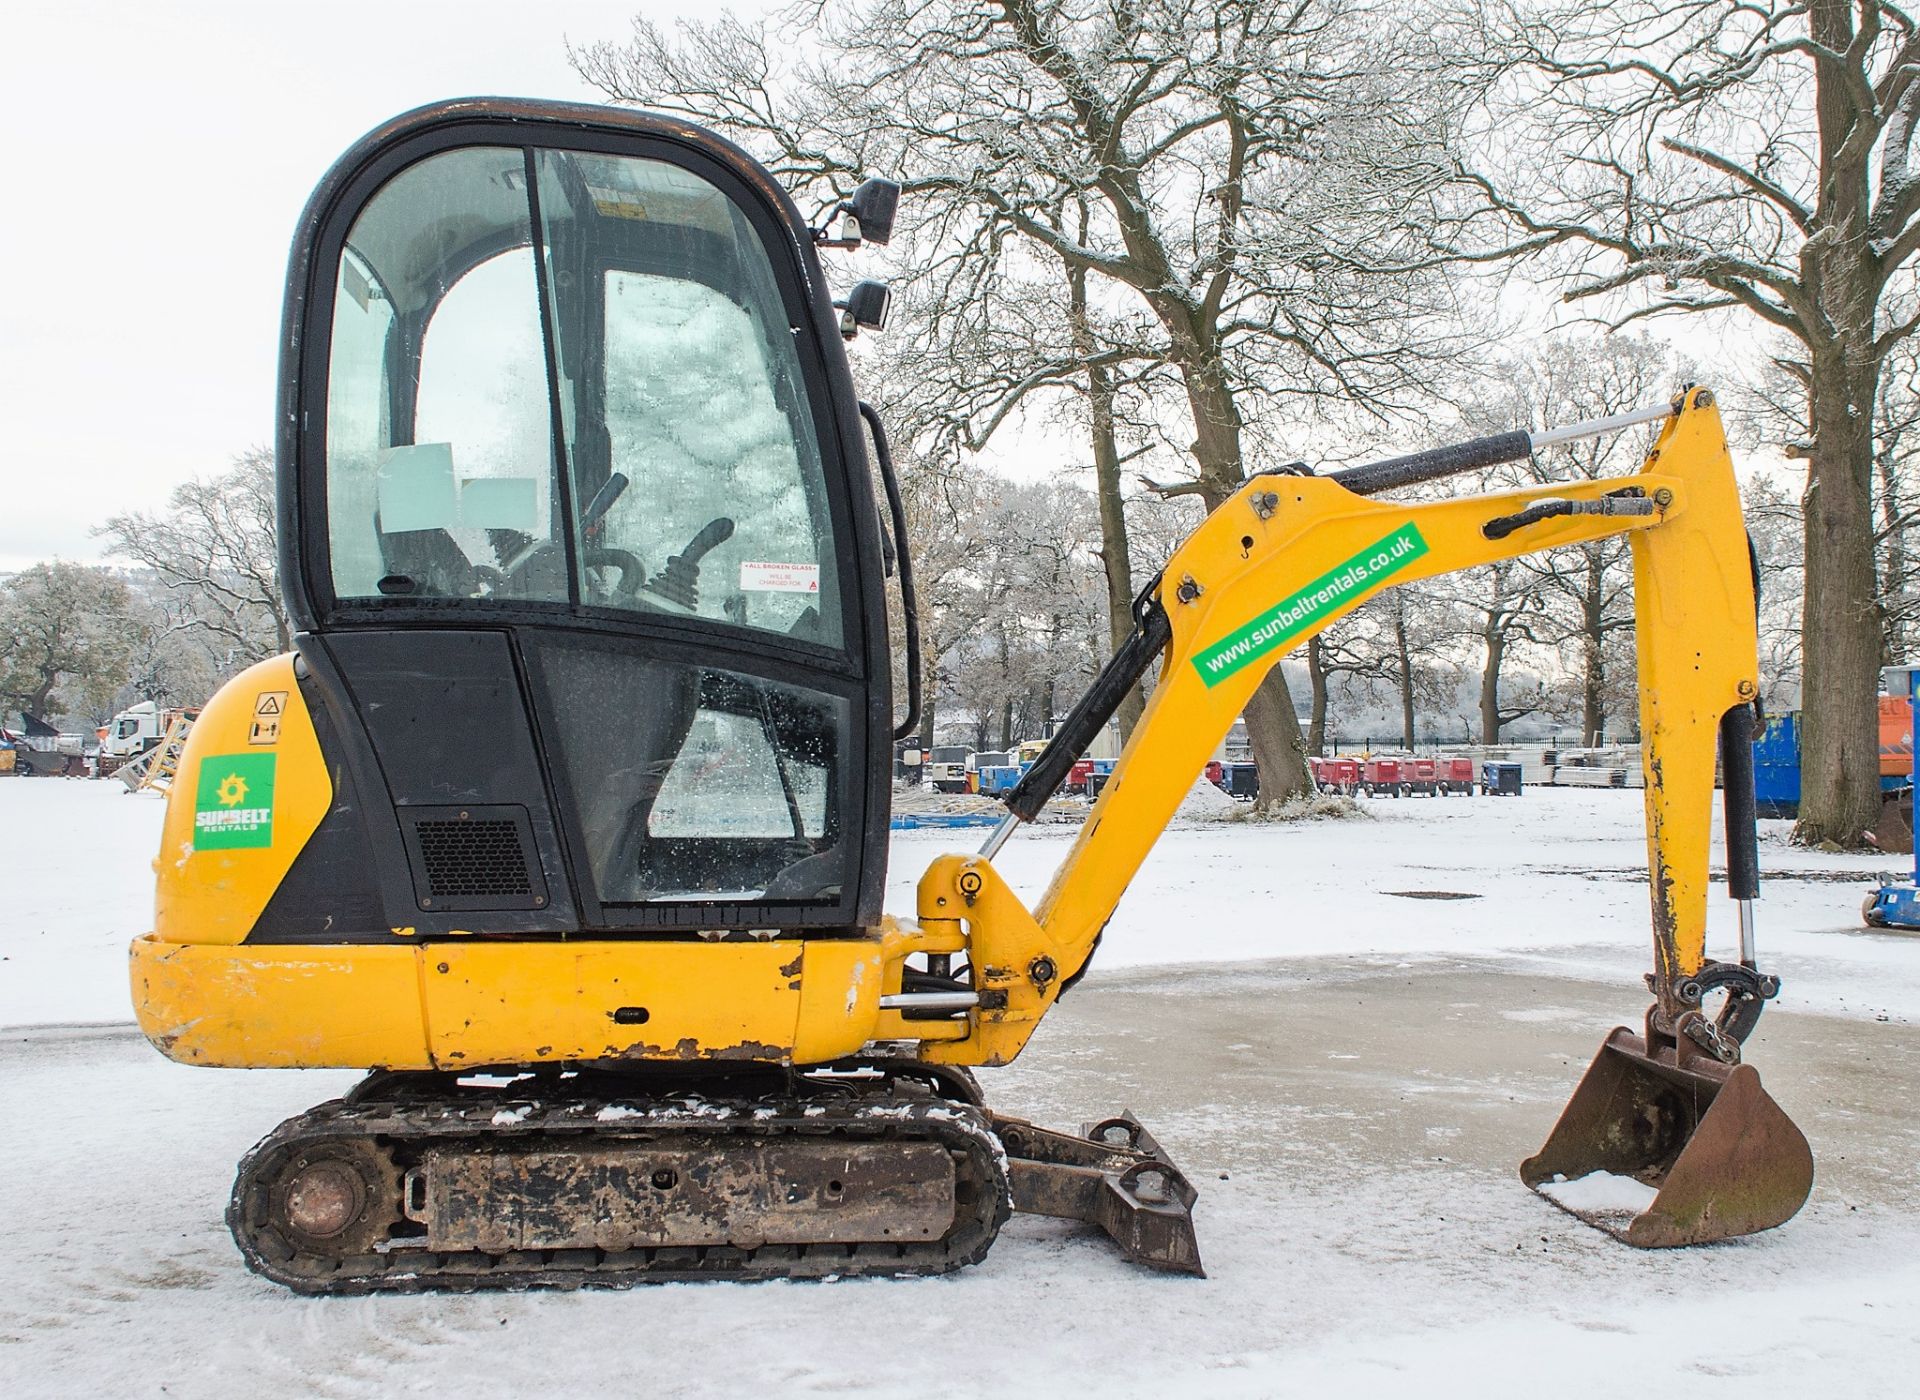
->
xmin=0 ymin=0 xmax=758 ymax=572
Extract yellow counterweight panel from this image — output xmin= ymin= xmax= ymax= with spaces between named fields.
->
xmin=131 ymin=936 xmax=430 ymax=1067
xmin=130 ymin=934 xmax=892 ymax=1069
xmin=152 ymin=655 xmax=333 ymax=947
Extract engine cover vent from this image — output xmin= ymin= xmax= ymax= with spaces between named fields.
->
xmin=398 ymin=805 xmax=548 ymax=912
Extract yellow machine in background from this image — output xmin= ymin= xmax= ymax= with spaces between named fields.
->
xmin=131 ymin=99 xmax=1809 ymax=1291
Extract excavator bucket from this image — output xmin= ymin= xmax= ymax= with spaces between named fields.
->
xmin=1521 ymin=1027 xmax=1813 ymax=1247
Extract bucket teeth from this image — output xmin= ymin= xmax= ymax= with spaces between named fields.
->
xmin=1522 ymin=1027 xmax=1813 ymax=1247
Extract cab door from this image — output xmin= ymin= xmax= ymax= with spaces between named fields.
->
xmin=268 ymin=100 xmax=891 ymax=941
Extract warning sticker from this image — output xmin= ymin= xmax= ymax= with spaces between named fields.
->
xmin=193 ymin=753 xmax=277 ymax=850
xmin=250 ymin=691 xmax=287 ymax=746
xmin=740 ymin=561 xmax=821 ymax=594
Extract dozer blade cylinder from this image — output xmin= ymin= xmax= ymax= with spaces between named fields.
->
xmin=1520 ymin=1028 xmax=1813 ymax=1247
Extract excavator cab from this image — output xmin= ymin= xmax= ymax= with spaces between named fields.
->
xmin=278 ymin=102 xmax=894 ymax=940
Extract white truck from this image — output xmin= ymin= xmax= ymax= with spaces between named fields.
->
xmin=102 ymin=701 xmax=164 ymax=760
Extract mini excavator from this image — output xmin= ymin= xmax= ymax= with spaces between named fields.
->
xmin=131 ymin=99 xmax=1812 ymax=1291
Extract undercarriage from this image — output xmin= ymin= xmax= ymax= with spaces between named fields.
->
xmin=229 ymin=1061 xmax=1202 ymax=1292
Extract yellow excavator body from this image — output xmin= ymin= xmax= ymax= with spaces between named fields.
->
xmin=130 ymin=98 xmax=1810 ymax=1290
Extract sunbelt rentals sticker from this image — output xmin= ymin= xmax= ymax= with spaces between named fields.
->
xmin=194 ymin=752 xmax=277 ymax=850
xmin=1192 ymin=523 xmax=1429 ymax=688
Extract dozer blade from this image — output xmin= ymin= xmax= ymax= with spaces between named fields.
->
xmin=990 ymin=1110 xmax=1204 ymax=1275
xmin=1521 ymin=1027 xmax=1812 ymax=1247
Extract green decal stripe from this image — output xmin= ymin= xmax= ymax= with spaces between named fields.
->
xmin=1191 ymin=523 xmax=1430 ymax=688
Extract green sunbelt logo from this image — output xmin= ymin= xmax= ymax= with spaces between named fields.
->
xmin=193 ymin=752 xmax=277 ymax=850
xmin=1192 ymin=522 xmax=1429 ymax=688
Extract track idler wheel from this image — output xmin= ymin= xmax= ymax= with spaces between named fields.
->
xmin=239 ymin=1137 xmax=403 ymax=1271
xmin=1521 ymin=1008 xmax=1812 ymax=1247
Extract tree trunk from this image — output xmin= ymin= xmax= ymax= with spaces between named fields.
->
xmin=1242 ymin=670 xmax=1308 ymax=813
xmin=1307 ymin=635 xmax=1329 ymax=755
xmin=1877 ymin=433 xmax=1904 ymax=665
xmin=1480 ymin=623 xmax=1505 ymax=744
xmin=1183 ymin=357 xmax=1313 ymax=808
xmin=998 ymin=697 xmax=1015 ymax=751
xmin=913 ymin=589 xmax=939 ymax=753
xmin=1394 ymin=600 xmax=1415 ymax=748
xmin=1067 ymin=257 xmax=1146 ymax=741
xmin=1792 ymin=6 xmax=1890 ymax=847
xmin=1796 ymin=344 xmax=1884 ymax=846
xmin=917 ymin=679 xmax=936 ymax=755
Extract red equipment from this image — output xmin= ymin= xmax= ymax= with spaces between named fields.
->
xmin=1312 ymin=757 xmax=1360 ymax=794
xmin=1406 ymin=757 xmax=1439 ymax=796
xmin=1362 ymin=757 xmax=1405 ymax=796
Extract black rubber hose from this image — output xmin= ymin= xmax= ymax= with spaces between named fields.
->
xmin=858 ymin=402 xmax=921 ymax=744
xmin=1720 ymin=704 xmax=1761 ymax=903
xmin=1329 ymin=430 xmax=1533 ymax=497
xmin=1719 ymin=530 xmax=1766 ymax=906
xmin=1005 ymin=596 xmax=1172 ymax=822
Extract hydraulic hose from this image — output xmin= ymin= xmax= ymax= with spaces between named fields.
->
xmin=1003 ymin=590 xmax=1172 ymax=823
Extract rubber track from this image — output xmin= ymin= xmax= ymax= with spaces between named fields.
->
xmin=228 ymin=1087 xmax=1011 ymax=1294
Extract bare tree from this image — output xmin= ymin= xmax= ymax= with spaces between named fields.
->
xmin=1305 ymin=626 xmax=1375 ymax=754
xmin=1458 ymin=0 xmax=1920 ymax=843
xmin=1308 ymin=588 xmax=1459 ymax=748
xmin=1426 ymin=554 xmax=1551 ymax=742
xmin=95 ymin=448 xmax=289 ymax=667
xmin=1745 ymin=469 xmax=1808 ymax=708
xmin=577 ymin=0 xmax=1481 ymax=807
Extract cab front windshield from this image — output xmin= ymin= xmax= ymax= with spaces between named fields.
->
xmin=323 ymin=144 xmax=841 ymax=647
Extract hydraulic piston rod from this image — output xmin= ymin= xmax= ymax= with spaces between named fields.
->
xmin=1330 ymin=401 xmax=1677 ymax=497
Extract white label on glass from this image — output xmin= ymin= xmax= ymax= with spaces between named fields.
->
xmin=741 ymin=561 xmax=821 ymax=593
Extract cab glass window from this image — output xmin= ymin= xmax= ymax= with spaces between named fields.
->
xmin=532 ymin=150 xmax=841 ymax=645
xmin=324 ymin=147 xmax=563 ymax=603
xmin=536 ymin=643 xmax=849 ymax=906
xmin=320 ymin=141 xmax=843 ymax=649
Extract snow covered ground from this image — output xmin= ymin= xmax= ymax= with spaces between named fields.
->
xmin=3 ymin=778 xmax=1919 ymax=1398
